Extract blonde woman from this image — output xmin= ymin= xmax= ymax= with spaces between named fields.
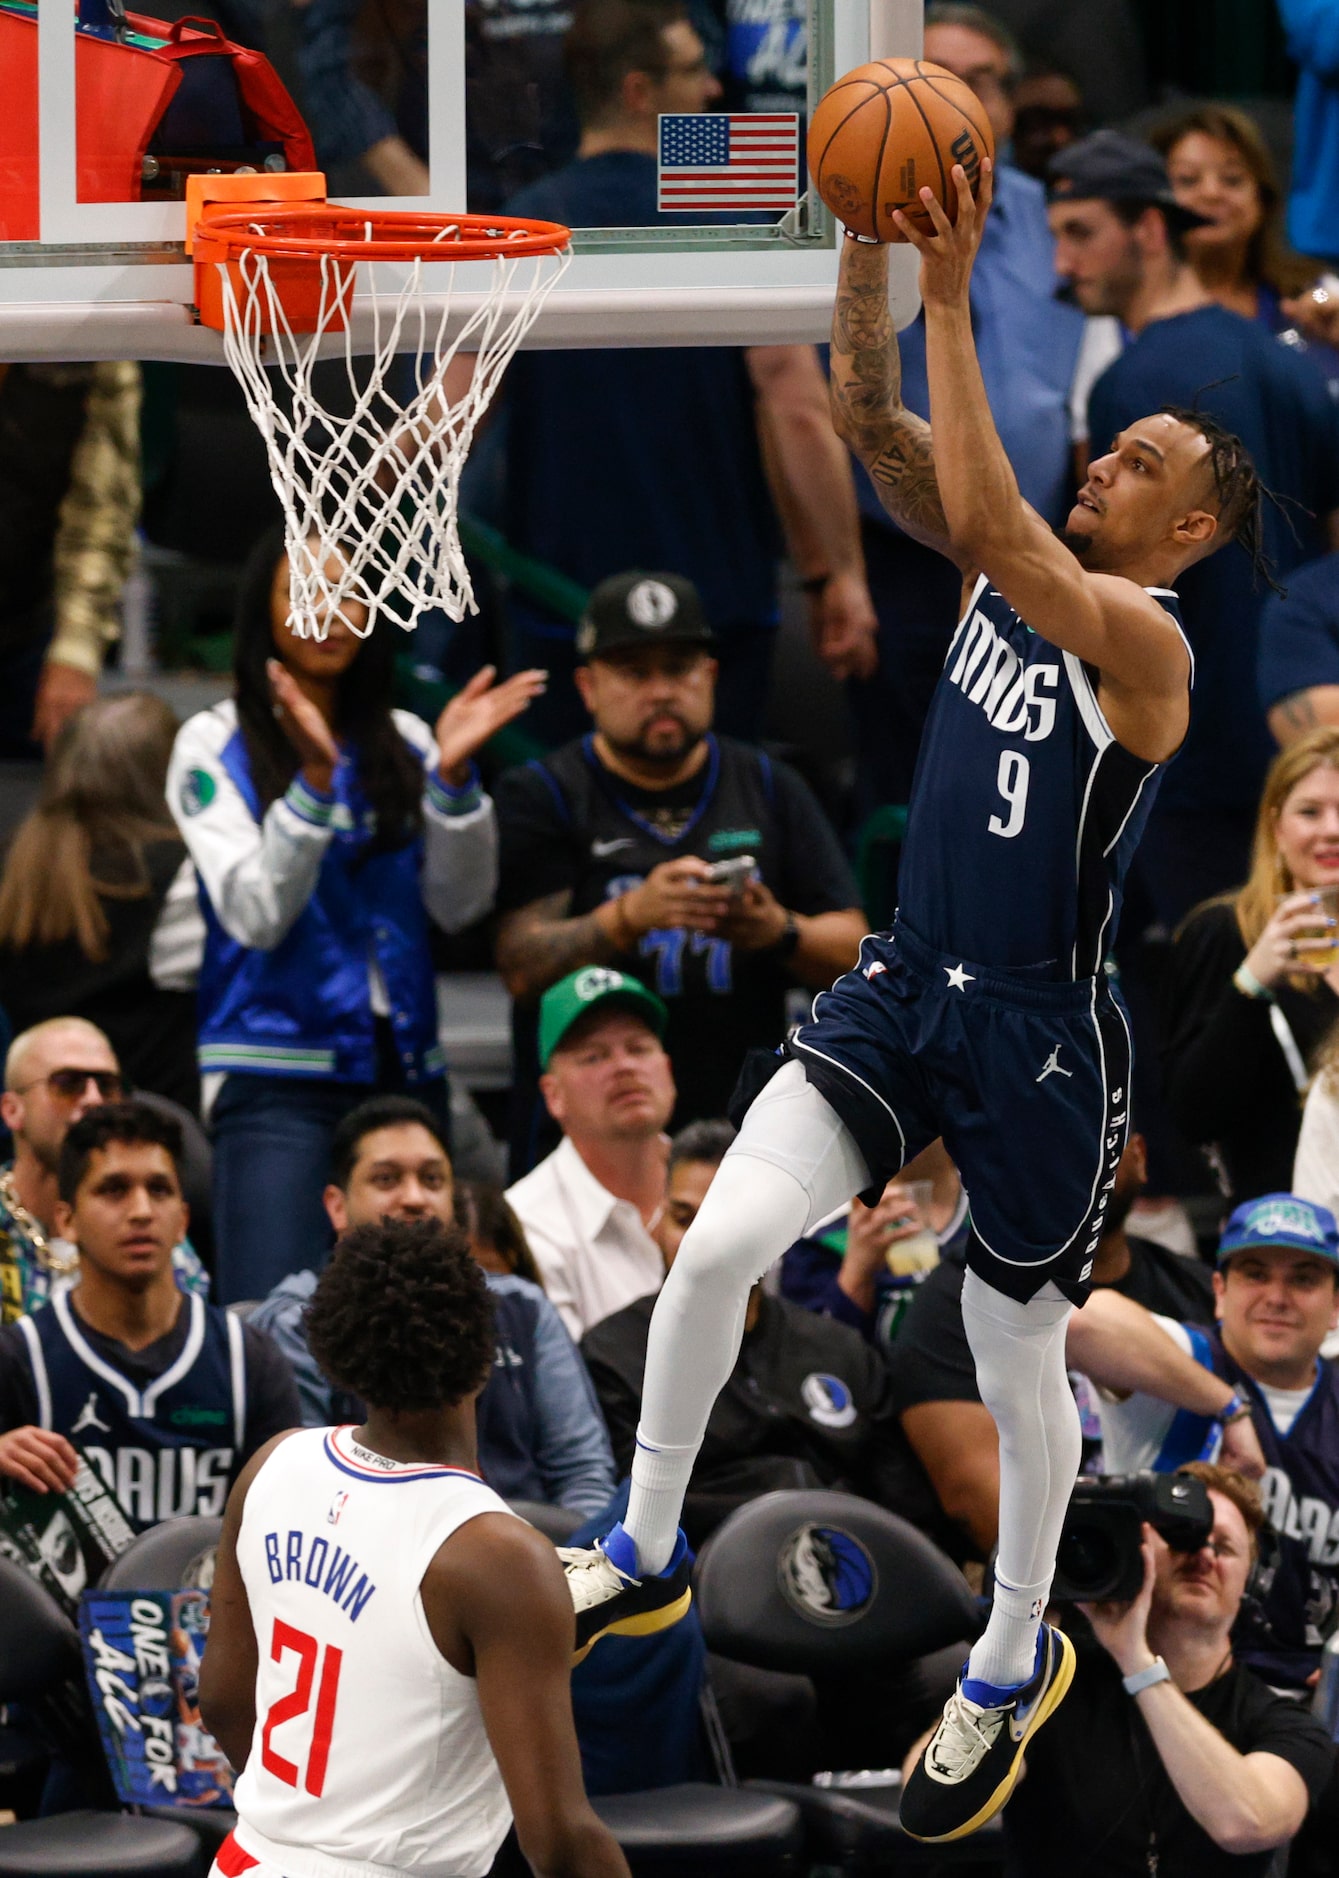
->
xmin=1162 ymin=727 xmax=1339 ymax=1201
xmin=0 ymin=693 xmax=203 ymax=1110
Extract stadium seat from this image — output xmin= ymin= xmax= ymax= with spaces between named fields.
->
xmin=693 ymin=1489 xmax=1000 ymax=1873
xmin=0 ymin=1811 xmax=204 ymax=1876
xmin=97 ymin=1515 xmax=222 ymax=1592
xmin=0 ymin=1557 xmax=82 ymax=1705
xmin=590 ymin=1785 xmax=803 ymax=1876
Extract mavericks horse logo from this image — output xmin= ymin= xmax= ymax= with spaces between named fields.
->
xmin=778 ymin=1523 xmax=876 ymax=1626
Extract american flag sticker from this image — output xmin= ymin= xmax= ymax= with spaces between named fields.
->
xmin=657 ymin=113 xmax=800 ymax=213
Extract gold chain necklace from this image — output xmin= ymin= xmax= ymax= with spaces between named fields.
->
xmin=0 ymin=1167 xmax=78 ymax=1276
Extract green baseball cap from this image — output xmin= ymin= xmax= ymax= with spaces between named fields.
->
xmin=538 ymin=967 xmax=668 ymax=1070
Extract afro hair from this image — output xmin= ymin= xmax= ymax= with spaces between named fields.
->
xmin=304 ymin=1217 xmax=495 ymax=1414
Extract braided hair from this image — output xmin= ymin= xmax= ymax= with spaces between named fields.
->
xmin=1157 ymin=405 xmax=1285 ymax=595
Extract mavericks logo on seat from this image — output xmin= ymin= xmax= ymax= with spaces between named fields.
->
xmin=778 ymin=1522 xmax=877 ymax=1625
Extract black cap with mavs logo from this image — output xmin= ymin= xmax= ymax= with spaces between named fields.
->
xmin=575 ymin=570 xmax=716 ymax=661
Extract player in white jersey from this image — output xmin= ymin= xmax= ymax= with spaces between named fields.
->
xmin=200 ymin=1216 xmax=630 ymax=1878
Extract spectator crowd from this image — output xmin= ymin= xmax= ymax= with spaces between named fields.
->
xmin=12 ymin=0 xmax=1339 ymax=1870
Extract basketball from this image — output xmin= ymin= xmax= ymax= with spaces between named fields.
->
xmin=807 ymin=59 xmax=995 ymax=243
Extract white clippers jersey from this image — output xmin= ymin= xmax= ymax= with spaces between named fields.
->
xmin=231 ymin=1426 xmax=515 ymax=1878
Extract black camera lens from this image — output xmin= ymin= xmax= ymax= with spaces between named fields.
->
xmin=1057 ymin=1523 xmax=1119 ymax=1594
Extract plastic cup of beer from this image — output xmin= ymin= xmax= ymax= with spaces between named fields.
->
xmin=885 ymin=1179 xmax=940 ymax=1276
xmin=1285 ymin=886 xmax=1339 ymax=968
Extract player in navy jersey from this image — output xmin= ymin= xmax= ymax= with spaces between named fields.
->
xmin=559 ymin=157 xmax=1276 ymax=1842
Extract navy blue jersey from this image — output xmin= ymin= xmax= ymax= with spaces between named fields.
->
xmin=896 ymin=574 xmax=1190 ymax=978
xmin=1211 ymin=1331 xmax=1339 ymax=1690
xmin=16 ymin=1289 xmax=245 ymax=1531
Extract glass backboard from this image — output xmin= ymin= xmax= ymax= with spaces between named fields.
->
xmin=0 ymin=0 xmax=921 ymax=359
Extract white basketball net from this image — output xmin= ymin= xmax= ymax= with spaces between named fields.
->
xmin=213 ymin=232 xmax=571 ymax=639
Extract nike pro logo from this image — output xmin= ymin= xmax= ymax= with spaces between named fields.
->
xmin=591 ymin=838 xmax=635 ymax=857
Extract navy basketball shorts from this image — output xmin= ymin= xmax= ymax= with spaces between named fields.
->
xmin=788 ymin=920 xmax=1131 ymax=1305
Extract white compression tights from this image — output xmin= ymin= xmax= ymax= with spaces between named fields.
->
xmin=624 ymin=1062 xmax=870 ymax=1574
xmin=961 ymin=1268 xmax=1079 ymax=1689
xmin=624 ymin=1062 xmax=1083 ymax=1696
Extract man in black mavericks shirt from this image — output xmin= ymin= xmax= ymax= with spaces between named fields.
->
xmin=493 ymin=570 xmax=866 ymax=1169
xmin=0 ymin=1102 xmax=299 ymax=1529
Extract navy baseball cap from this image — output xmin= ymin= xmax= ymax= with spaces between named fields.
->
xmin=1217 ymin=1193 xmax=1339 ymax=1271
xmin=1047 ymin=129 xmax=1213 ymax=230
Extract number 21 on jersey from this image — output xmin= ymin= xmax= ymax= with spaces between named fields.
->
xmin=261 ymin=1619 xmax=342 ymax=1797
xmin=989 ymin=751 xmax=1030 ymax=840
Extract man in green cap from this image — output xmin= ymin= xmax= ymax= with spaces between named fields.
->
xmin=505 ymin=967 xmax=676 ymax=1340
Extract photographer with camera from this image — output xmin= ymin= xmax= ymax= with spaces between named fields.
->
xmin=1094 ymin=1194 xmax=1339 ymax=1692
xmin=995 ymin=1464 xmax=1336 ymax=1876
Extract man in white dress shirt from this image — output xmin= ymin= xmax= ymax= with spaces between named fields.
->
xmin=506 ymin=970 xmax=675 ymax=1339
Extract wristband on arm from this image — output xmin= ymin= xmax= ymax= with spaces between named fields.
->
xmin=1232 ymin=963 xmax=1273 ymax=1002
xmin=1122 ymin=1657 xmax=1172 ymax=1696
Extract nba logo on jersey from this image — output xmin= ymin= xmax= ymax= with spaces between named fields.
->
xmin=327 ymin=1492 xmax=348 ymax=1526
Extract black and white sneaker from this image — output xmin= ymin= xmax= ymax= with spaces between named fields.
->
xmin=558 ymin=1523 xmax=692 ymax=1664
xmin=899 ymin=1624 xmax=1075 ymax=1843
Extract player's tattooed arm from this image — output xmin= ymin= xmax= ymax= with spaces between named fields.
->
xmin=829 ymin=240 xmax=960 ymax=562
xmin=495 ymin=890 xmax=624 ymax=1002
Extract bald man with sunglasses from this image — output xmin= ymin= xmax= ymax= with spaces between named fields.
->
xmin=0 ymin=1017 xmax=204 ymax=1323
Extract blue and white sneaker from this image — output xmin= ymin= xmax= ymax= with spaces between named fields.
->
xmin=899 ymin=1624 xmax=1076 ymax=1842
xmin=558 ymin=1523 xmax=693 ymax=1664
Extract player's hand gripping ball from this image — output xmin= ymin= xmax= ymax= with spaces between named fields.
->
xmin=807 ymin=58 xmax=995 ymax=242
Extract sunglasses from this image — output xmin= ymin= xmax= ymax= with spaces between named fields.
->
xmin=15 ymin=1068 xmax=124 ymax=1101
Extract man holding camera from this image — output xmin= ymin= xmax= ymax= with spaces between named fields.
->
xmin=998 ymin=1464 xmax=1335 ymax=1876
xmin=1094 ymin=1195 xmax=1339 ymax=1692
xmin=493 ymin=570 xmax=866 ymax=1167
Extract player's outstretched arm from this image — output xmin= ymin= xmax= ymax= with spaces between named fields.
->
xmin=199 ymin=1432 xmax=298 ymax=1772
xmin=828 ymin=238 xmax=965 ymax=568
xmin=425 ymin=1514 xmax=632 ymax=1878
xmin=901 ymin=165 xmax=1191 ymax=746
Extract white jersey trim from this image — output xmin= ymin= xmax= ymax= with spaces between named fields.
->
xmin=50 ymin=1288 xmax=208 ymax=1419
xmin=17 ymin=1314 xmax=51 ymax=1428
xmin=226 ymin=1310 xmax=247 ymax=1450
xmin=1144 ymin=586 xmax=1195 ymax=685
xmin=788 ymin=1037 xmax=908 ymax=1166
xmin=1062 ymin=650 xmax=1115 ymax=753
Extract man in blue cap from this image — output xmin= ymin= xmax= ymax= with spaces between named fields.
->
xmin=1094 ymin=1192 xmax=1339 ymax=1692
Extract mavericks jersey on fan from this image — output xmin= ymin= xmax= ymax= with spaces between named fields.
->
xmin=16 ymin=1290 xmax=245 ymax=1530
xmin=896 ymin=575 xmax=1191 ymax=977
